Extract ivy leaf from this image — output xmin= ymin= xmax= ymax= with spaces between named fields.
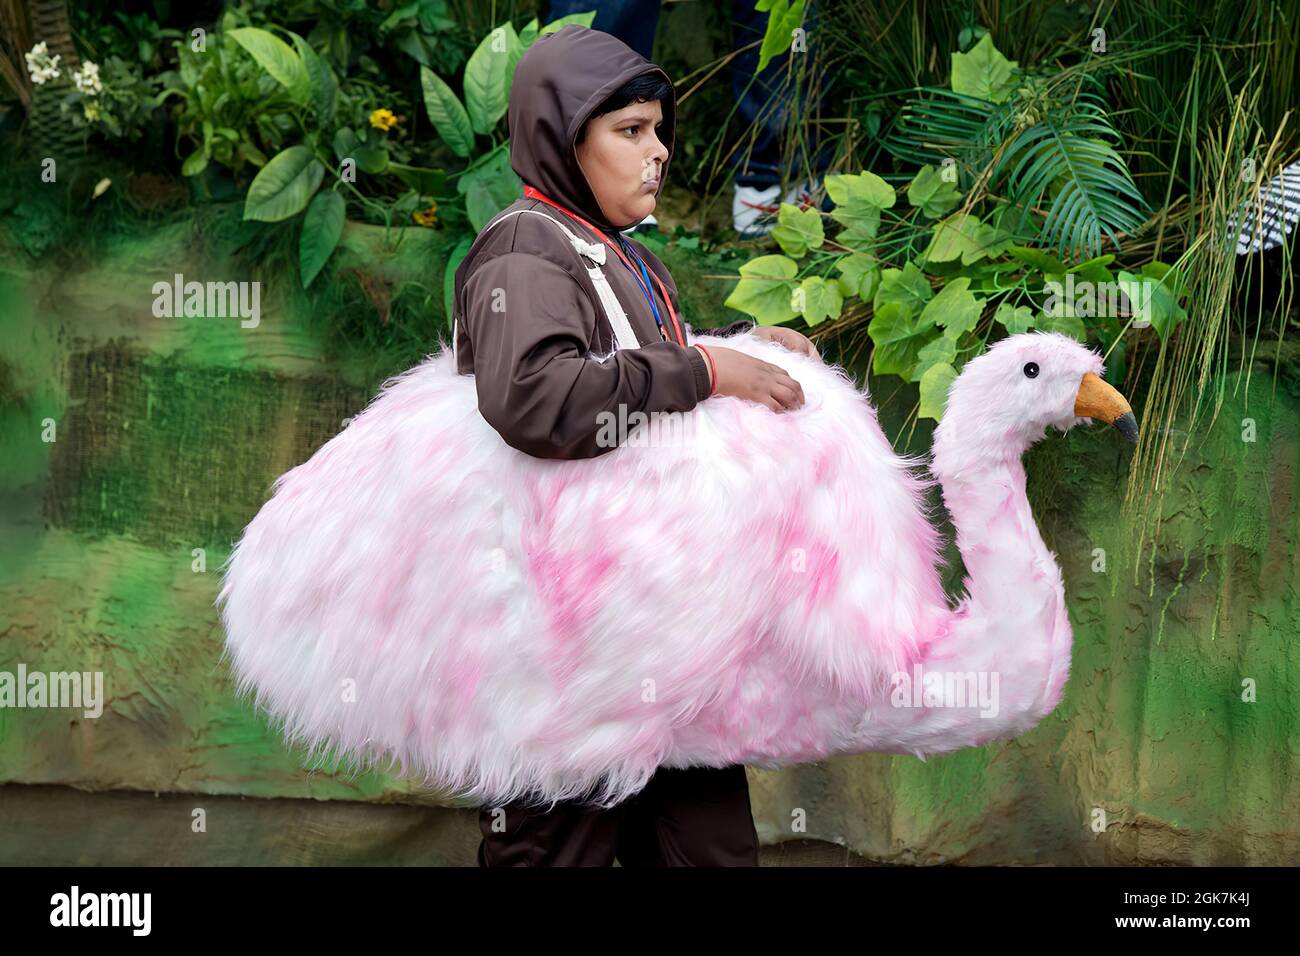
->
xmin=826 ymin=171 xmax=895 ymax=242
xmin=974 ymin=220 xmax=1013 ymax=259
xmin=911 ymin=334 xmax=957 ymax=383
xmin=835 ymin=253 xmax=880 ymax=299
xmin=907 ymin=164 xmax=962 ymax=219
xmin=868 ymin=302 xmax=926 ymax=378
xmin=724 ymin=254 xmax=799 ymax=325
xmin=1117 ymin=269 xmax=1188 ymax=340
xmin=770 ymin=203 xmax=824 ymax=258
xmin=925 ymin=212 xmax=989 ymax=265
xmin=1006 ymin=245 xmax=1066 ymax=274
xmin=950 ymin=33 xmax=1018 ymax=103
xmin=873 ymin=261 xmax=933 ymax=318
xmin=994 ymin=302 xmax=1035 ymax=333
xmin=795 ymin=275 xmax=843 ymax=326
xmin=919 ymin=362 xmax=959 ymax=420
xmin=1037 ymin=310 xmax=1088 ymax=342
xmin=919 ymin=276 xmax=982 ymax=339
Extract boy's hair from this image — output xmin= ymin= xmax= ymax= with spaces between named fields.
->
xmin=575 ymin=72 xmax=673 ymax=144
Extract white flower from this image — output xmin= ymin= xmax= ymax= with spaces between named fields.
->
xmin=24 ymin=42 xmax=62 ymax=85
xmin=73 ymin=60 xmax=102 ymax=95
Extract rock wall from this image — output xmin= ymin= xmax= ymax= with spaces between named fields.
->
xmin=1 ymin=215 xmax=1297 ymax=864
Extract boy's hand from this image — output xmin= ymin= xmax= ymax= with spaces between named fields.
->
xmin=699 ymin=345 xmax=804 ymax=412
xmin=752 ymin=325 xmax=821 ymax=362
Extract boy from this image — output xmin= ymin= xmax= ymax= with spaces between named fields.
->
xmin=453 ymin=25 xmax=819 ymax=866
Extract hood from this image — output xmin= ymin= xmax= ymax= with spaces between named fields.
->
xmin=508 ymin=24 xmax=676 ymax=233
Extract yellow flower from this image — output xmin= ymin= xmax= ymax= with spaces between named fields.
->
xmin=411 ymin=203 xmax=438 ymax=227
xmin=369 ymin=108 xmax=398 ymax=131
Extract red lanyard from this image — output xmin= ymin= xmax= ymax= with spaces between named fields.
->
xmin=522 ymin=185 xmax=686 ymax=346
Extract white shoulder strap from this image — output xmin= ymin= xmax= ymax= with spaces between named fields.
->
xmin=452 ymin=206 xmax=642 ymax=370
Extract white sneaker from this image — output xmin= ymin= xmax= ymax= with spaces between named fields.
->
xmin=784 ymin=178 xmax=820 ymax=210
xmin=733 ymin=184 xmax=782 ymax=238
xmin=733 ymin=181 xmax=821 ymax=238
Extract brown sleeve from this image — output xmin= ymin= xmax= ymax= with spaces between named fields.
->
xmin=462 ymin=251 xmax=712 ymax=460
xmin=631 ymin=240 xmax=758 ymax=339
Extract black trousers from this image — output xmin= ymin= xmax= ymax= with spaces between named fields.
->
xmin=475 ymin=764 xmax=759 ymax=866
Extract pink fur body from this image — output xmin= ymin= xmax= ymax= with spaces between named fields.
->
xmin=218 ymin=330 xmax=1106 ymax=808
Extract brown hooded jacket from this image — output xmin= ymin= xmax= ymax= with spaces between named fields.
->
xmin=452 ymin=25 xmax=754 ymax=460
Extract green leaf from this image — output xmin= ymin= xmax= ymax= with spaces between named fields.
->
xmin=919 ymin=277 xmax=982 ymax=339
xmin=724 ymin=254 xmax=799 ymax=325
xmin=907 ymin=164 xmax=962 ymax=219
xmin=925 ymin=213 xmax=989 ymax=265
xmin=770 ymin=203 xmax=824 ymax=258
xmin=464 ymin=22 xmax=518 ymax=135
xmin=835 ymin=254 xmax=880 ymax=299
xmin=540 ymin=11 xmax=597 ymax=34
xmin=389 ymin=163 xmax=446 ymax=194
xmin=229 ymin=27 xmax=311 ymax=103
xmin=181 ymin=149 xmax=208 ymax=177
xmin=458 ymin=144 xmax=521 ymax=231
xmin=756 ymin=0 xmax=807 ymax=73
xmin=994 ymin=301 xmax=1034 ymax=333
xmin=353 ymin=144 xmax=390 ymax=174
xmin=290 ymin=31 xmax=337 ymax=124
xmin=794 ymin=276 xmax=843 ymax=326
xmin=950 ymin=33 xmax=1017 ymax=103
xmin=873 ymin=261 xmax=933 ymax=318
xmin=825 ymin=171 xmax=894 ymax=243
xmin=444 ymin=233 xmax=475 ymax=330
xmin=868 ymin=302 xmax=925 ymax=377
xmin=244 ymin=146 xmax=325 ymax=222
xmin=299 ymin=190 xmax=346 ymax=288
xmin=1037 ymin=310 xmax=1087 ymax=342
xmin=421 ymin=66 xmax=475 ymax=158
xmin=911 ymin=334 xmax=957 ymax=382
xmin=919 ymin=361 xmax=958 ymax=420
xmin=519 ymin=17 xmax=540 ymax=45
xmin=1006 ymin=245 xmax=1066 ymax=274
xmin=1118 ymin=270 xmax=1188 ymax=340
xmin=332 ymin=127 xmax=360 ymax=163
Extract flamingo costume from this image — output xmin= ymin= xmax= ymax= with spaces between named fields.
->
xmin=216 ymin=323 xmax=1138 ymax=808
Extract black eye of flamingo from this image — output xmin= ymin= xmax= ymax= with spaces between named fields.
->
xmin=1023 ymin=361 xmax=1039 ymax=378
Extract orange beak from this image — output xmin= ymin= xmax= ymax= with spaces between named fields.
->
xmin=1075 ymin=372 xmax=1138 ymax=443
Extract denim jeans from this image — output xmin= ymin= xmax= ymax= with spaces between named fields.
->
xmin=544 ymin=0 xmax=833 ymax=189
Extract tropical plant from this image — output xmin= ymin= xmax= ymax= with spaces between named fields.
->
xmin=724 ymin=35 xmax=1176 ymax=427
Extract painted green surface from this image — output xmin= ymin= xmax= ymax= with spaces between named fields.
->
xmin=1 ymin=211 xmax=1297 ymax=863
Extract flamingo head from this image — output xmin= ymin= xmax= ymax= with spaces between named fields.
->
xmin=939 ymin=331 xmax=1139 ymax=457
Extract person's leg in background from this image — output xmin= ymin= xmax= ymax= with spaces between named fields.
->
xmin=544 ymin=0 xmax=662 ymax=60
xmin=615 ymin=764 xmax=760 ymax=866
xmin=730 ymin=0 xmax=835 ymax=238
xmin=477 ymin=793 xmax=624 ymax=866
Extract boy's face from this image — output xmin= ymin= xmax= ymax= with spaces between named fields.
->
xmin=575 ymin=98 xmax=668 ymax=229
